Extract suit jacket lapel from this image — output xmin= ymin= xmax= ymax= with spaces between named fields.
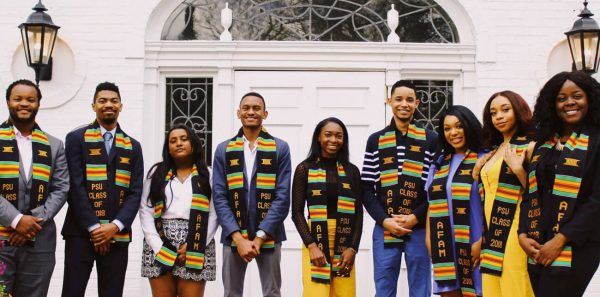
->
xmin=583 ymin=129 xmax=599 ymax=174
xmin=17 ymin=158 xmax=31 ymax=210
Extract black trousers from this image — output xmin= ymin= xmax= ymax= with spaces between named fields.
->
xmin=529 ymin=241 xmax=600 ymax=297
xmin=61 ymin=236 xmax=129 ymax=297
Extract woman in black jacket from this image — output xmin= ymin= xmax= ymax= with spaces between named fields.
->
xmin=519 ymin=71 xmax=600 ymax=297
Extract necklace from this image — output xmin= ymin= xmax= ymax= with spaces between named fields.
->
xmin=555 ymin=141 xmax=565 ymax=151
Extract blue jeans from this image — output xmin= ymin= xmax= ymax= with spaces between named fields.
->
xmin=372 ymin=225 xmax=431 ymax=297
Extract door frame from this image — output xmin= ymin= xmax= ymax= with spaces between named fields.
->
xmin=143 ymin=41 xmax=476 ymax=168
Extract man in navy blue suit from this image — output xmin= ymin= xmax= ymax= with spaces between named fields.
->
xmin=212 ymin=92 xmax=291 ymax=297
xmin=61 ymin=82 xmax=143 ymax=297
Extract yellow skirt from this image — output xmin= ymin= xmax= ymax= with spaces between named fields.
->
xmin=302 ymin=219 xmax=356 ymax=297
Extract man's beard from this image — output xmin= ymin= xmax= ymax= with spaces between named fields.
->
xmin=99 ymin=116 xmax=116 ymax=125
xmin=9 ymin=109 xmax=37 ymax=125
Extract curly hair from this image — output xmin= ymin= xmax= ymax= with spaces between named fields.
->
xmin=93 ymin=81 xmax=120 ymax=103
xmin=481 ymin=90 xmax=534 ymax=149
xmin=6 ymin=79 xmax=41 ymax=101
xmin=437 ymin=105 xmax=483 ymax=154
xmin=533 ymin=71 xmax=600 ymax=142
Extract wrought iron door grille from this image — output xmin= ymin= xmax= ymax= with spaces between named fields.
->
xmin=411 ymin=79 xmax=452 ymax=130
xmin=166 ymin=77 xmax=214 ymax=165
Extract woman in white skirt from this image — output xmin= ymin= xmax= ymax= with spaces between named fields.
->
xmin=139 ymin=124 xmax=218 ymax=297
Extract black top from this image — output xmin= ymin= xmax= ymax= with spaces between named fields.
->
xmin=536 ymin=146 xmax=562 ymax=241
xmin=291 ymin=157 xmax=363 ymax=250
xmin=519 ymin=128 xmax=600 ymax=246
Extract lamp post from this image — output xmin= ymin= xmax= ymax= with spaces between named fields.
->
xmin=565 ymin=1 xmax=600 ymax=74
xmin=19 ymin=0 xmax=60 ymax=85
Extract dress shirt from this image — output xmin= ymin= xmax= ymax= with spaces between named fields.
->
xmin=87 ymin=125 xmax=123 ymax=232
xmin=243 ymin=136 xmax=258 ymax=207
xmin=139 ymin=167 xmax=219 ymax=255
xmin=10 ymin=127 xmax=33 ymax=228
xmin=242 ymin=135 xmax=257 ymax=186
xmin=100 ymin=125 xmax=115 ymax=152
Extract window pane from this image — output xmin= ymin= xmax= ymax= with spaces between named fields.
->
xmin=165 ymin=77 xmax=213 ymax=165
xmin=411 ymin=80 xmax=453 ymax=130
xmin=162 ymin=0 xmax=458 ymax=43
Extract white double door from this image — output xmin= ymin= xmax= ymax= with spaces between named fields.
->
xmin=222 ymin=70 xmax=388 ymax=297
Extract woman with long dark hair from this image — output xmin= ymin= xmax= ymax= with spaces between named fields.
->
xmin=139 ymin=124 xmax=218 ymax=297
xmin=519 ymin=71 xmax=600 ymax=297
xmin=425 ymin=106 xmax=484 ymax=297
xmin=472 ymin=91 xmax=535 ymax=297
xmin=291 ymin=117 xmax=363 ymax=296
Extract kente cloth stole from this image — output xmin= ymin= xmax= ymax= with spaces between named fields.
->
xmin=428 ymin=151 xmax=478 ymax=297
xmin=526 ymin=130 xmax=588 ymax=274
xmin=0 ymin=121 xmax=52 ymax=242
xmin=378 ymin=121 xmax=427 ymax=247
xmin=225 ymin=127 xmax=277 ymax=251
xmin=306 ymin=161 xmax=357 ymax=284
xmin=152 ymin=165 xmax=211 ymax=272
xmin=84 ymin=121 xmax=133 ymax=242
xmin=480 ymin=135 xmax=530 ymax=275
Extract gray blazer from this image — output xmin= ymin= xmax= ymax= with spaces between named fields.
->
xmin=0 ymin=133 xmax=69 ymax=252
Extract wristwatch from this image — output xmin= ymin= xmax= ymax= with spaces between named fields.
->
xmin=256 ymin=230 xmax=268 ymax=240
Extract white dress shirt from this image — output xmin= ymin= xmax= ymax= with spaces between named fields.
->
xmin=139 ymin=167 xmax=219 ymax=255
xmin=243 ymin=135 xmax=257 ymax=190
xmin=10 ymin=127 xmax=33 ymax=228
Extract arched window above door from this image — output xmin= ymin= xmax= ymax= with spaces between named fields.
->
xmin=161 ymin=0 xmax=459 ymax=43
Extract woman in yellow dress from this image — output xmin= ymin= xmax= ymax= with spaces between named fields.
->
xmin=472 ymin=91 xmax=535 ymax=297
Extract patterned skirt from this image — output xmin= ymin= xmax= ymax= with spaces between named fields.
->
xmin=141 ymin=218 xmax=216 ymax=281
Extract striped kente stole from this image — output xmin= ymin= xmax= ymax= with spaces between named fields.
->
xmin=152 ymin=165 xmax=211 ymax=272
xmin=378 ymin=120 xmax=427 ymax=247
xmin=480 ymin=135 xmax=530 ymax=275
xmin=225 ymin=127 xmax=277 ymax=251
xmin=306 ymin=160 xmax=358 ymax=283
xmin=84 ymin=121 xmax=133 ymax=243
xmin=428 ymin=151 xmax=478 ymax=296
xmin=526 ymin=130 xmax=589 ymax=274
xmin=0 ymin=121 xmax=52 ymax=243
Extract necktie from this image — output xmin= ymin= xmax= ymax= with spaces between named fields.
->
xmin=104 ymin=132 xmax=113 ymax=154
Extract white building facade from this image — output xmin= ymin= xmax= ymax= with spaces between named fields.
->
xmin=0 ymin=0 xmax=599 ymax=296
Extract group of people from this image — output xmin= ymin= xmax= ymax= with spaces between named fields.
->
xmin=0 ymin=70 xmax=598 ymax=297
xmin=423 ymin=71 xmax=600 ymax=297
xmin=0 ymin=80 xmax=144 ymax=297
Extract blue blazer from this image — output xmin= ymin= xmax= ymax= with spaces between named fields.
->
xmin=61 ymin=125 xmax=144 ymax=237
xmin=212 ymin=136 xmax=291 ymax=246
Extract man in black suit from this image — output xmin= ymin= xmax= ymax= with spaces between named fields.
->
xmin=61 ymin=82 xmax=143 ymax=297
xmin=0 ymin=79 xmax=69 ymax=297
